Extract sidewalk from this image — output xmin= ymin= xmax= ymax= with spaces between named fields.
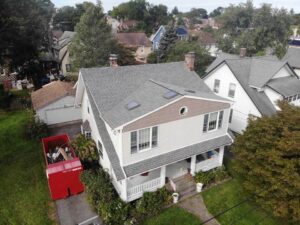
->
xmin=179 ymin=194 xmax=220 ymax=225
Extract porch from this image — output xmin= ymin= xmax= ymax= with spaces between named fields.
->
xmin=124 ymin=147 xmax=224 ymax=202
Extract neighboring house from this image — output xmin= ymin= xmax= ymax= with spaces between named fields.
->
xmin=117 ymin=19 xmax=138 ymax=32
xmin=150 ymin=25 xmax=189 ymax=51
xmin=31 ymin=81 xmax=81 ymax=125
xmin=203 ymin=50 xmax=300 ymax=134
xmin=74 ymin=53 xmax=233 ymax=202
xmin=53 ymin=31 xmax=76 ymax=75
xmin=116 ymin=32 xmax=152 ymax=63
xmin=283 ymin=47 xmax=300 ymax=75
xmin=106 ymin=16 xmax=120 ymax=34
xmin=189 ymin=30 xmax=219 ymax=57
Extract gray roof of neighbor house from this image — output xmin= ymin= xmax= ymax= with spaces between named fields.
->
xmin=123 ymin=134 xmax=232 ymax=177
xmin=267 ymin=76 xmax=300 ymax=97
xmin=53 ymin=31 xmax=76 ymax=51
xmin=283 ymin=47 xmax=300 ymax=69
xmin=205 ymin=53 xmax=294 ymax=116
xmin=81 ymin=62 xmax=230 ymax=129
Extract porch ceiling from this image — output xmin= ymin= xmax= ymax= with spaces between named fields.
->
xmin=123 ymin=134 xmax=232 ymax=177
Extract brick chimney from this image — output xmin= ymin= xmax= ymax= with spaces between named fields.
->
xmin=185 ymin=52 xmax=195 ymax=71
xmin=239 ymin=48 xmax=247 ymax=58
xmin=109 ymin=54 xmax=118 ymax=67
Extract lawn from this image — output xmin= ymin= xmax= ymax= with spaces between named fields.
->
xmin=142 ymin=206 xmax=200 ymax=225
xmin=0 ymin=111 xmax=55 ymax=225
xmin=201 ymin=179 xmax=283 ymax=225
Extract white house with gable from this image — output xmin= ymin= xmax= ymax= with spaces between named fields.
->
xmin=203 ymin=50 xmax=300 ymax=134
xmin=74 ymin=53 xmax=233 ymax=202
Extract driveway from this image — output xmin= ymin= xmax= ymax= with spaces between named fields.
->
xmin=56 ymin=192 xmax=102 ymax=225
xmin=49 ymin=121 xmax=81 ymax=140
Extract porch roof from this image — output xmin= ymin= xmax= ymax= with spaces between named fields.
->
xmin=123 ymin=134 xmax=232 ymax=177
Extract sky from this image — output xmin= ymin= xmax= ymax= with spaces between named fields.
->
xmin=52 ymin=0 xmax=300 ymax=13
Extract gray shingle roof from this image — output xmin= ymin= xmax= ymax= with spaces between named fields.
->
xmin=283 ymin=47 xmax=300 ymax=69
xmin=81 ymin=62 xmax=225 ymax=129
xmin=123 ymin=135 xmax=232 ymax=177
xmin=205 ymin=53 xmax=284 ymax=116
xmin=86 ymin=89 xmax=125 ymax=181
xmin=267 ymin=77 xmax=300 ymax=97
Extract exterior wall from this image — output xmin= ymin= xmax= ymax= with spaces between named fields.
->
xmin=204 ymin=64 xmax=262 ymax=133
xmin=36 ymin=96 xmax=81 ymax=125
xmin=122 ymin=107 xmax=231 ymax=166
xmin=294 ymin=68 xmax=300 ymax=76
xmin=152 ymin=26 xmax=166 ymax=50
xmin=264 ymin=87 xmax=283 ymax=110
xmin=272 ymin=66 xmax=292 ymax=79
xmin=135 ymin=46 xmax=152 ymax=62
xmin=61 ymin=47 xmax=70 ymax=75
xmin=206 ymin=44 xmax=218 ymax=57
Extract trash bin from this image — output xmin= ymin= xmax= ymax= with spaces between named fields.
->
xmin=172 ymin=192 xmax=179 ymax=203
xmin=196 ymin=183 xmax=203 ymax=192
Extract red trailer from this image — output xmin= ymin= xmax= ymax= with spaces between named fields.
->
xmin=42 ymin=134 xmax=84 ymax=200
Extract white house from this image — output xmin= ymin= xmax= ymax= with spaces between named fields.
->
xmin=31 ymin=81 xmax=81 ymax=125
xmin=74 ymin=53 xmax=233 ymax=202
xmin=203 ymin=51 xmax=300 ymax=134
xmin=283 ymin=46 xmax=300 ymax=76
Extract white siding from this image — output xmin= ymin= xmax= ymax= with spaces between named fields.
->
xmin=204 ymin=64 xmax=261 ymax=133
xmin=264 ymin=87 xmax=283 ymax=110
xmin=121 ymin=108 xmax=230 ymax=166
xmin=272 ymin=66 xmax=292 ymax=79
xmin=294 ymin=68 xmax=300 ymax=76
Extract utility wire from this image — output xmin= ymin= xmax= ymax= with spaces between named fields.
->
xmin=229 ymin=205 xmax=261 ymax=225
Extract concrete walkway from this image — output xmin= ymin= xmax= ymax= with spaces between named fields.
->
xmin=179 ymin=194 xmax=220 ymax=225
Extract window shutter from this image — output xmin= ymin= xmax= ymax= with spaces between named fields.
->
xmin=203 ymin=114 xmax=209 ymax=132
xmin=131 ymin=131 xmax=137 ymax=154
xmin=152 ymin=127 xmax=158 ymax=147
xmin=218 ymin=111 xmax=223 ymax=129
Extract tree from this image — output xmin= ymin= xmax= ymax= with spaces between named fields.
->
xmin=209 ymin=7 xmax=224 ymax=17
xmin=233 ymin=101 xmax=300 ymax=222
xmin=165 ymin=41 xmax=213 ymax=76
xmin=171 ymin=6 xmax=179 ymax=15
xmin=69 ymin=2 xmax=116 ymax=69
xmin=158 ymin=23 xmax=177 ymax=60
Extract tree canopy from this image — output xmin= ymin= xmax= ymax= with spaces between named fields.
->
xmin=217 ymin=1 xmax=292 ymax=58
xmin=69 ymin=2 xmax=135 ymax=69
xmin=233 ymin=101 xmax=300 ymax=222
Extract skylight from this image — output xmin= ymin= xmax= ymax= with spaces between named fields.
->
xmin=163 ymin=90 xmax=178 ymax=99
xmin=125 ymin=101 xmax=140 ymax=110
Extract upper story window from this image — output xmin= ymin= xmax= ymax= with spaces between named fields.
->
xmin=131 ymin=126 xmax=158 ymax=154
xmin=228 ymin=83 xmax=236 ymax=98
xmin=203 ymin=110 xmax=224 ymax=133
xmin=229 ymin=109 xmax=233 ymax=123
xmin=213 ymin=79 xmax=220 ymax=93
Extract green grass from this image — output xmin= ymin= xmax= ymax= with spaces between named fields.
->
xmin=0 ymin=111 xmax=55 ymax=225
xmin=142 ymin=206 xmax=200 ymax=225
xmin=202 ymin=179 xmax=282 ymax=225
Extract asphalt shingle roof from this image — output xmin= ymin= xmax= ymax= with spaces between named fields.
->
xmin=283 ymin=47 xmax=300 ymax=69
xmin=267 ymin=76 xmax=300 ymax=97
xmin=81 ymin=62 xmax=226 ymax=129
xmin=123 ymin=135 xmax=232 ymax=177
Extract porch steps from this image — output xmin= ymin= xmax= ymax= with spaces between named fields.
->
xmin=172 ymin=174 xmax=197 ymax=199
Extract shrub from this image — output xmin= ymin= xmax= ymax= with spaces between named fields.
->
xmin=71 ymin=134 xmax=99 ymax=168
xmin=24 ymin=114 xmax=49 ymax=140
xmin=195 ymin=166 xmax=230 ymax=186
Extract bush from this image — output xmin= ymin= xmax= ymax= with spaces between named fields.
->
xmin=24 ymin=114 xmax=49 ymax=140
xmin=71 ymin=134 xmax=99 ymax=168
xmin=195 ymin=166 xmax=230 ymax=186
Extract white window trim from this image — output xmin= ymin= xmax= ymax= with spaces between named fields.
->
xmin=228 ymin=83 xmax=236 ymax=98
xmin=213 ymin=79 xmax=220 ymax=93
xmin=131 ymin=126 xmax=158 ymax=153
xmin=203 ymin=110 xmax=223 ymax=133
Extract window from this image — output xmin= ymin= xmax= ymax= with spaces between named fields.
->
xmin=293 ymin=95 xmax=297 ymax=101
xmin=179 ymin=106 xmax=188 ymax=116
xmin=229 ymin=109 xmax=233 ymax=123
xmin=98 ymin=140 xmax=103 ymax=158
xmin=131 ymin=126 xmax=158 ymax=154
xmin=203 ymin=111 xmax=224 ymax=132
xmin=87 ymin=106 xmax=90 ymax=114
xmin=218 ymin=110 xmax=223 ymax=129
xmin=213 ymin=79 xmax=220 ymax=93
xmin=297 ymin=94 xmax=300 ymax=100
xmin=228 ymin=83 xmax=236 ymax=98
xmin=66 ymin=64 xmax=71 ymax=72
xmin=85 ymin=131 xmax=91 ymax=139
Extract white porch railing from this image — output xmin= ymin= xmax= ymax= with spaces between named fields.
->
xmin=127 ymin=177 xmax=161 ymax=201
xmin=195 ymin=156 xmax=220 ymax=172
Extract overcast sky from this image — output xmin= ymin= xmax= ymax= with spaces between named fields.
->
xmin=52 ymin=0 xmax=299 ymax=13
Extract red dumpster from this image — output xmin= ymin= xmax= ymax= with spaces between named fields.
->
xmin=42 ymin=134 xmax=84 ymax=200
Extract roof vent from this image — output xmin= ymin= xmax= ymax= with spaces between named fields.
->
xmin=125 ymin=101 xmax=140 ymax=110
xmin=163 ymin=90 xmax=178 ymax=99
xmin=185 ymin=89 xmax=196 ymax=93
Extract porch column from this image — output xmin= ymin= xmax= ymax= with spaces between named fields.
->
xmin=160 ymin=165 xmax=166 ymax=187
xmin=190 ymin=155 xmax=196 ymax=176
xmin=120 ymin=179 xmax=128 ymax=202
xmin=219 ymin=146 xmax=225 ymax=165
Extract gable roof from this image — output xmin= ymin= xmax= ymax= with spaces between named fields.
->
xmin=81 ymin=61 xmax=229 ymax=129
xmin=283 ymin=47 xmax=300 ymax=69
xmin=31 ymin=81 xmax=75 ymax=110
xmin=205 ymin=53 xmax=284 ymax=116
xmin=116 ymin=32 xmax=151 ymax=47
xmin=150 ymin=25 xmax=166 ymax=42
xmin=53 ymin=31 xmax=76 ymax=51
